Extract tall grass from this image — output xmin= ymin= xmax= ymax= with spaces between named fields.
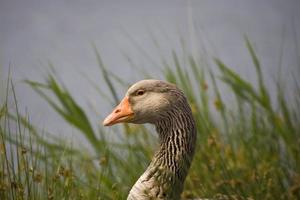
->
xmin=1 ymin=38 xmax=300 ymax=200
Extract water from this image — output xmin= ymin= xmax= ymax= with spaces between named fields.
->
xmin=1 ymin=0 xmax=299 ymax=145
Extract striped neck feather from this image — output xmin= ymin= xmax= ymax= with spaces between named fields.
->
xmin=127 ymin=100 xmax=196 ymax=200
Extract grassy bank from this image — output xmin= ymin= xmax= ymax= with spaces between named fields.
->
xmin=1 ymin=39 xmax=300 ymax=199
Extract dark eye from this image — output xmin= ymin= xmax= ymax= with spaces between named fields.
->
xmin=136 ymin=90 xmax=145 ymax=96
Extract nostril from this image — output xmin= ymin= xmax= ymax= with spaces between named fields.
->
xmin=115 ymin=109 xmax=121 ymax=113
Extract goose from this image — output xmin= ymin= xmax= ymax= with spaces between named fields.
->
xmin=103 ymin=79 xmax=197 ymax=200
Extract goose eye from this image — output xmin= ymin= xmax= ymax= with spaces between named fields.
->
xmin=136 ymin=90 xmax=145 ymax=96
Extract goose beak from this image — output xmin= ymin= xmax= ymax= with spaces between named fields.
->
xmin=103 ymin=96 xmax=134 ymax=126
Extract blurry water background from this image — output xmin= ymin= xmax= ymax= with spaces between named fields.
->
xmin=0 ymin=0 xmax=299 ymax=145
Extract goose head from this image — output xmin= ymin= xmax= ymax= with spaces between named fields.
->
xmin=103 ymin=79 xmax=181 ymax=126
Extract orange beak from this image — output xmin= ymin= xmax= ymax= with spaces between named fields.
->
xmin=103 ymin=96 xmax=134 ymax=126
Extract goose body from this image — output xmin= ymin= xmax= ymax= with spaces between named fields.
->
xmin=103 ymin=80 xmax=197 ymax=200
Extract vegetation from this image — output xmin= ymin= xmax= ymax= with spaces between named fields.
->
xmin=1 ymin=38 xmax=300 ymax=199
